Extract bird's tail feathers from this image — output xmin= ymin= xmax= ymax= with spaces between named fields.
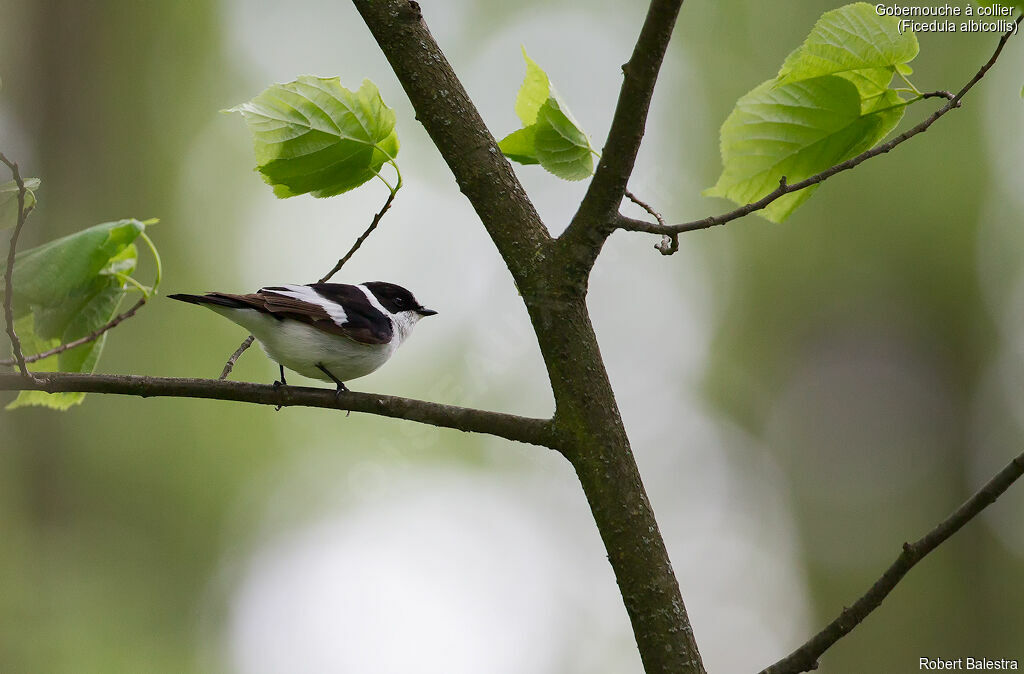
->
xmin=168 ymin=293 xmax=249 ymax=309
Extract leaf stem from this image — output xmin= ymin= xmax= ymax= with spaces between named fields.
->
xmin=896 ymin=69 xmax=923 ymax=96
xmin=114 ymin=273 xmax=151 ymax=297
xmin=138 ymin=230 xmax=162 ymax=293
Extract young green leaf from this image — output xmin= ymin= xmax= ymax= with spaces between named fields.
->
xmin=2 ymin=219 xmax=149 ymax=410
xmin=3 ymin=219 xmax=144 ymax=312
xmin=0 ymin=177 xmax=40 ymax=230
xmin=705 ymin=76 xmax=906 ymax=222
xmin=514 ymin=48 xmax=551 ymax=126
xmin=497 ymin=127 xmax=540 ymax=165
xmin=227 ymin=76 xmax=399 ymax=198
xmin=533 ymin=99 xmax=595 ymax=181
xmin=499 ymin=49 xmax=596 ymax=181
xmin=777 ymin=3 xmax=919 ymax=87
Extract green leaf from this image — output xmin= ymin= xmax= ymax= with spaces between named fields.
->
xmin=3 ymin=219 xmax=146 ymax=410
xmin=777 ymin=3 xmax=919 ymax=87
xmin=227 ymin=76 xmax=399 ymax=198
xmin=2 ymin=219 xmax=143 ymax=314
xmin=497 ymin=127 xmax=540 ymax=165
xmin=500 ymin=50 xmax=596 ymax=180
xmin=0 ymin=177 xmax=40 ymax=230
xmin=514 ymin=48 xmax=551 ymax=126
xmin=533 ymin=98 xmax=595 ymax=181
xmin=705 ymin=76 xmax=906 ymax=223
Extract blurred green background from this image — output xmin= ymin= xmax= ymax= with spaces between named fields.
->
xmin=2 ymin=1 xmax=1023 ymax=672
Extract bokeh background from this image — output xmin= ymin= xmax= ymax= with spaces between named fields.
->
xmin=2 ymin=1 xmax=1023 ymax=672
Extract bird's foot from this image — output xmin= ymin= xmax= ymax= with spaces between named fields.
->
xmin=273 ymin=365 xmax=288 ymax=411
xmin=316 ymin=362 xmax=351 ymax=412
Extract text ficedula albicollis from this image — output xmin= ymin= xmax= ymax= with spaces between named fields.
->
xmin=169 ymin=282 xmax=436 ymax=392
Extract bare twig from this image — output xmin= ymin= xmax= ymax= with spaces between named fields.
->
xmin=219 ymin=188 xmax=399 ymax=378
xmin=617 ymin=15 xmax=1022 ymax=239
xmin=760 ymin=449 xmax=1024 ymax=674
xmin=0 ymin=297 xmax=147 ymax=367
xmin=0 ymin=371 xmax=555 ymax=447
xmin=218 ymin=334 xmax=254 ymax=380
xmin=318 ymin=188 xmax=398 ymax=283
xmin=0 ymin=152 xmax=37 ymax=380
xmin=625 ymin=189 xmax=677 ymax=255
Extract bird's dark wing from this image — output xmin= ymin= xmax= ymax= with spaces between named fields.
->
xmin=304 ymin=283 xmax=394 ymax=345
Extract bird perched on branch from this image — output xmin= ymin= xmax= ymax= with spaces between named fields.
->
xmin=169 ymin=282 xmax=436 ymax=393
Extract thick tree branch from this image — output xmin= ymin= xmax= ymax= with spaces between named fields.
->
xmin=618 ymin=15 xmax=1022 ymax=241
xmin=558 ymin=0 xmax=684 ymax=279
xmin=352 ymin=2 xmax=706 ymax=671
xmin=761 ymin=449 xmax=1024 ymax=674
xmin=0 ymin=372 xmax=554 ymax=446
xmin=0 ymin=152 xmax=35 ymax=378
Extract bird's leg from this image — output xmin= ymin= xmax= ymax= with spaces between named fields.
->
xmin=316 ymin=363 xmax=350 ymax=402
xmin=273 ymin=365 xmax=288 ymax=412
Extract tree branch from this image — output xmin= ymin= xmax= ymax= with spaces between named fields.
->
xmin=352 ymin=3 xmax=706 ymax=671
xmin=760 ymin=449 xmax=1024 ymax=674
xmin=218 ymin=334 xmax=255 ymax=380
xmin=0 ymin=372 xmax=554 ymax=446
xmin=617 ymin=14 xmax=1022 ymax=241
xmin=558 ymin=0 xmax=684 ymax=278
xmin=0 ymin=152 xmax=36 ymax=379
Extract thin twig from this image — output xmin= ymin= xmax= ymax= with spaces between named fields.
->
xmin=0 ymin=152 xmax=37 ymax=380
xmin=625 ymin=189 xmax=677 ymax=255
xmin=0 ymin=371 xmax=555 ymax=447
xmin=218 ymin=188 xmax=399 ymax=379
xmin=616 ymin=15 xmax=1022 ymax=239
xmin=0 ymin=297 xmax=147 ymax=367
xmin=760 ymin=449 xmax=1024 ymax=674
xmin=318 ymin=188 xmax=398 ymax=283
xmin=218 ymin=334 xmax=254 ymax=380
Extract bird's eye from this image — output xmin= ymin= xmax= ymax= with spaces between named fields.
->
xmin=394 ymin=297 xmax=405 ymax=306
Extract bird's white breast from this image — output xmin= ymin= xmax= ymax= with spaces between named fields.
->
xmin=208 ymin=306 xmax=393 ymax=383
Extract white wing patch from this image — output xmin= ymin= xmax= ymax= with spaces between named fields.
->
xmin=262 ymin=284 xmax=348 ymax=325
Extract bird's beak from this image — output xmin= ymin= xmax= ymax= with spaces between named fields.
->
xmin=416 ymin=307 xmax=438 ymax=317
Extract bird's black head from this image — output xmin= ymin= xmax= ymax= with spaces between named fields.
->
xmin=364 ymin=281 xmax=437 ymax=317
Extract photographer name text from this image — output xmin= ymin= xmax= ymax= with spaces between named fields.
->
xmin=920 ymin=657 xmax=1019 ymax=670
